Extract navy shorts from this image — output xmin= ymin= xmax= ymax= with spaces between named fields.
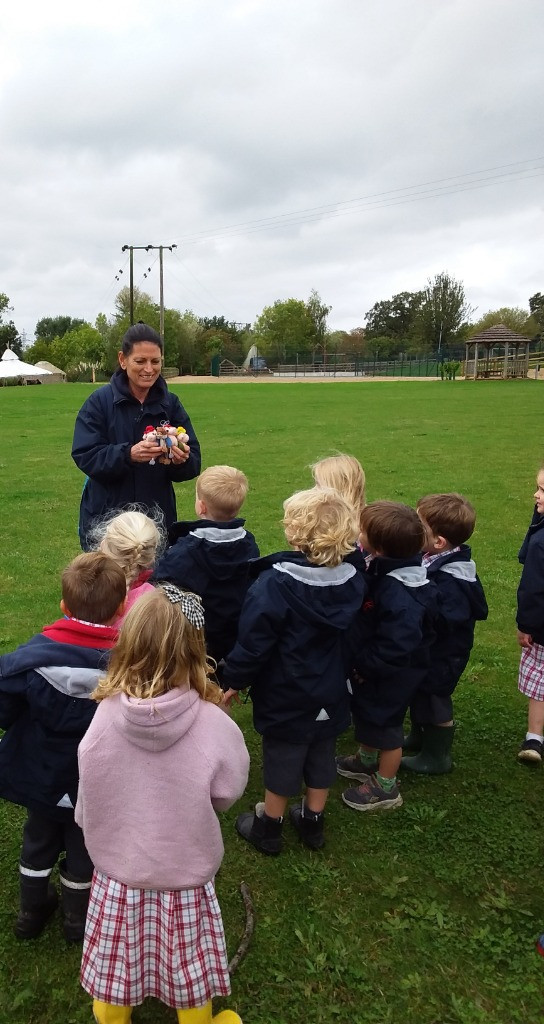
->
xmin=409 ymin=691 xmax=454 ymax=725
xmin=262 ymin=734 xmax=337 ymax=796
xmin=353 ymin=718 xmax=404 ymax=751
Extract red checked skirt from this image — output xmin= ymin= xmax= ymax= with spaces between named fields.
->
xmin=518 ymin=642 xmax=544 ymax=700
xmin=80 ymin=871 xmax=231 ymax=1009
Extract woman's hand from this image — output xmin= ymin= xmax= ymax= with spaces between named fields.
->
xmin=168 ymin=443 xmax=190 ymax=465
xmin=517 ymin=630 xmax=533 ymax=649
xmin=130 ymin=441 xmax=162 ymax=464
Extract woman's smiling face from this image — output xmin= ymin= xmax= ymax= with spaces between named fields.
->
xmin=119 ymin=341 xmax=162 ymax=397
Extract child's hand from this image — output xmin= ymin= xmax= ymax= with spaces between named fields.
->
xmin=351 ymin=668 xmax=365 ymax=685
xmin=517 ymin=630 xmax=533 ymax=649
xmin=222 ymin=687 xmax=242 ymax=707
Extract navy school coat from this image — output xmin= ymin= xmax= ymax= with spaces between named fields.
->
xmin=152 ymin=517 xmax=260 ymax=662
xmin=222 ymin=551 xmax=367 ymax=742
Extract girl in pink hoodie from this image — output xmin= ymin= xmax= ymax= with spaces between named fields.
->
xmin=75 ymin=585 xmax=249 ymax=1024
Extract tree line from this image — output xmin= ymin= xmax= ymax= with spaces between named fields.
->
xmin=2 ymin=275 xmax=544 ymax=378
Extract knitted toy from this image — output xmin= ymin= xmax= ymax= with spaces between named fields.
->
xmin=143 ymin=423 xmax=190 ymax=465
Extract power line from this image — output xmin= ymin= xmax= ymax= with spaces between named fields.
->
xmin=170 ymin=157 xmax=543 ymax=246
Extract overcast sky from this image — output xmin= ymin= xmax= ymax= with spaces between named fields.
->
xmin=1 ymin=0 xmax=543 ymax=341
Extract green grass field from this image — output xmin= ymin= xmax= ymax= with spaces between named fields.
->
xmin=1 ymin=379 xmax=544 ymax=1024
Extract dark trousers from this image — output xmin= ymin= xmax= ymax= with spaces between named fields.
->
xmin=21 ymin=808 xmax=93 ymax=881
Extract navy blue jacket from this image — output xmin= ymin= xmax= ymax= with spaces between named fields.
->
xmin=421 ymin=545 xmax=488 ymax=697
xmin=222 ymin=551 xmax=367 ymax=742
xmin=0 ymin=619 xmax=116 ymax=820
xmin=72 ymin=369 xmax=201 ymax=549
xmin=350 ymin=555 xmax=437 ymax=729
xmin=517 ymin=509 xmax=544 ymax=643
xmin=152 ymin=518 xmax=260 ymax=662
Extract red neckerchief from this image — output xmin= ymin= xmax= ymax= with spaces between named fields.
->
xmin=41 ymin=618 xmax=118 ymax=649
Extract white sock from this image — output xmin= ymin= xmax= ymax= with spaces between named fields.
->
xmin=526 ymin=732 xmax=544 ymax=743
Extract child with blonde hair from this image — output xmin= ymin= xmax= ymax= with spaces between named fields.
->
xmin=75 ymin=586 xmax=249 ymax=1024
xmin=91 ymin=508 xmax=164 ymax=625
xmin=222 ymin=487 xmax=366 ymax=854
xmin=153 ymin=466 xmax=259 ymax=665
xmin=311 ymin=454 xmax=366 ymax=530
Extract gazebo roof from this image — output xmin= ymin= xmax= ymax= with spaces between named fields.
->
xmin=467 ymin=323 xmax=530 ymax=347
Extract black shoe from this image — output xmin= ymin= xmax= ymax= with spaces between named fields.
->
xmin=289 ymin=801 xmax=325 ymax=850
xmin=14 ymin=882 xmax=58 ymax=940
xmin=235 ymin=807 xmax=283 ymax=855
xmin=518 ymin=739 xmax=543 ymax=764
xmin=59 ymin=859 xmax=91 ymax=943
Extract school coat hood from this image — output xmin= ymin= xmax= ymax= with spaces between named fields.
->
xmin=250 ymin=550 xmax=364 ymax=631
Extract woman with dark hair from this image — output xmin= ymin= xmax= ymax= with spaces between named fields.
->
xmin=72 ymin=323 xmax=201 ymax=550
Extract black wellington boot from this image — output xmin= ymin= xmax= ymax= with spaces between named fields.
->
xmin=401 ymin=724 xmax=455 ymax=775
xmin=59 ymin=859 xmax=91 ymax=942
xmin=235 ymin=807 xmax=283 ymax=855
xmin=402 ymin=720 xmax=424 ymax=753
xmin=289 ymin=800 xmax=325 ymax=850
xmin=14 ymin=872 xmax=58 ymax=940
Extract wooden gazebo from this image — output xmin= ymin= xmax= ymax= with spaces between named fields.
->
xmin=465 ymin=324 xmax=531 ymax=379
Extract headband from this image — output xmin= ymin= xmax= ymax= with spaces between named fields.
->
xmin=160 ymin=583 xmax=205 ymax=629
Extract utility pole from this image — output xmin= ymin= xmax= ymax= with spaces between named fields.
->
xmin=121 ymin=244 xmax=177 ymax=342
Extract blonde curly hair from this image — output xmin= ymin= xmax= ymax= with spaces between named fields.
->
xmin=92 ymin=588 xmax=222 ymax=705
xmin=91 ymin=508 xmax=164 ymax=586
xmin=311 ymin=453 xmax=366 ymax=528
xmin=282 ymin=487 xmax=358 ymax=567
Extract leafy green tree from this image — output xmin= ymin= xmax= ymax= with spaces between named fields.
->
xmin=113 ymin=287 xmax=156 ymax=322
xmin=529 ymin=293 xmax=544 ymax=332
xmin=253 ymin=298 xmax=314 ymax=362
xmin=24 ymin=339 xmax=52 ymax=364
xmin=365 ymin=291 xmax=424 ymax=342
xmin=0 ymin=293 xmax=23 ymax=358
xmin=416 ymin=273 xmax=474 ymax=353
xmin=469 ymin=307 xmax=539 ymax=338
xmin=306 ymin=290 xmax=331 ymax=349
xmin=34 ymin=315 xmax=85 ymax=345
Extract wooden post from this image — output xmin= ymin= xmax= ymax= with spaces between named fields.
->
xmin=473 ymin=341 xmax=479 ymax=379
xmin=503 ymin=341 xmax=508 ymax=379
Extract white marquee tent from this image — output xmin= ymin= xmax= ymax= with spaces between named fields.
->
xmin=0 ymin=348 xmax=52 ymax=380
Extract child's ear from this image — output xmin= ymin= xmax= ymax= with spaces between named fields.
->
xmin=434 ymin=534 xmax=449 ymax=551
xmin=60 ymin=599 xmax=70 ymax=617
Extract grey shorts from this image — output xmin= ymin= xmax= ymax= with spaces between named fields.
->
xmin=262 ymin=734 xmax=337 ymax=796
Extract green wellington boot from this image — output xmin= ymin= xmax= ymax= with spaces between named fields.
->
xmin=401 ymin=724 xmax=455 ymax=775
xmin=402 ymin=721 xmax=424 ymax=753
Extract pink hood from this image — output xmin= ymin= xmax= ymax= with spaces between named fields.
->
xmin=117 ymin=687 xmax=199 ymax=751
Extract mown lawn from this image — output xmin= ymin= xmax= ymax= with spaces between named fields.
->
xmin=0 ymin=379 xmax=543 ymax=1024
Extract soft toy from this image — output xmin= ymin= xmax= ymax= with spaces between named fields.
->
xmin=142 ymin=422 xmax=190 ymax=465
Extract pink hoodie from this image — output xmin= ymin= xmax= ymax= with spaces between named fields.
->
xmin=75 ymin=688 xmax=249 ymax=890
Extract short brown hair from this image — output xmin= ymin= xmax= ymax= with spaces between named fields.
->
xmin=196 ymin=465 xmax=249 ymax=520
xmin=61 ymin=552 xmax=127 ymax=624
xmin=361 ymin=501 xmax=425 ymax=559
xmin=283 ymin=487 xmax=358 ymax=567
xmin=417 ymin=493 xmax=476 ymax=547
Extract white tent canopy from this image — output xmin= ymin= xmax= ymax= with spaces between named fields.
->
xmin=0 ymin=348 xmax=52 ymax=378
